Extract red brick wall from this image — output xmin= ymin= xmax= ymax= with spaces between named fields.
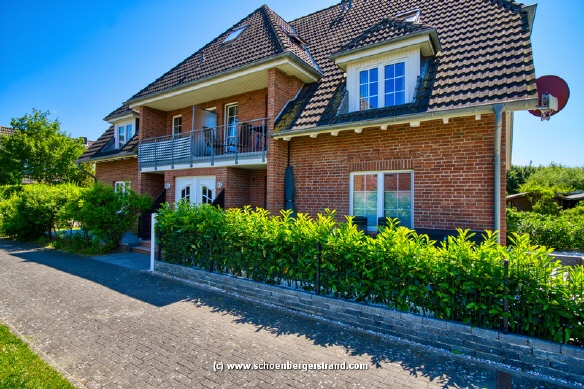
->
xmin=162 ymin=167 xmax=265 ymax=209
xmin=95 ymin=159 xmax=139 ymax=188
xmin=139 ymin=106 xmax=167 ymax=140
xmin=284 ymin=114 xmax=508 ymax=241
xmin=138 ymin=172 xmax=164 ymax=199
xmin=266 ymin=68 xmax=304 ymax=213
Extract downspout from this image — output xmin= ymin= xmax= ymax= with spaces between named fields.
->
xmin=76 ymin=162 xmax=97 ymax=183
xmin=493 ymin=104 xmax=504 ymax=244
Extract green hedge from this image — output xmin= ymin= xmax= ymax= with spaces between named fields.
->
xmin=0 ymin=183 xmax=151 ymax=250
xmin=507 ymin=208 xmax=584 ymax=251
xmin=156 ymin=203 xmax=584 ymax=346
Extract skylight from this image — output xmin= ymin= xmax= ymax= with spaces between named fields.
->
xmin=223 ymin=25 xmax=247 ymax=43
xmin=396 ymin=9 xmax=420 ymax=23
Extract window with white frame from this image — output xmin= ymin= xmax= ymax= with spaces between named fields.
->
xmin=116 ymin=122 xmax=134 ymax=149
xmin=350 ymin=171 xmax=413 ymax=230
xmin=173 ymin=115 xmax=182 ymax=136
xmin=114 ymin=181 xmax=130 ymax=194
xmin=358 ymin=61 xmax=406 ymax=110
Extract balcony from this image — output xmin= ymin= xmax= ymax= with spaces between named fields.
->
xmin=138 ymin=118 xmax=267 ymax=172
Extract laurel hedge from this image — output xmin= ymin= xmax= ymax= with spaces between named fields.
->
xmin=156 ymin=203 xmax=584 ymax=346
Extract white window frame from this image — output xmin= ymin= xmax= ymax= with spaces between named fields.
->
xmin=114 ymin=181 xmax=130 ymax=194
xmin=349 ymin=171 xmax=414 ymax=231
xmin=172 ymin=115 xmax=182 ymax=136
xmin=346 ymin=47 xmax=420 ymax=113
xmin=357 ymin=60 xmax=406 ymax=111
xmin=115 ymin=120 xmax=135 ymax=149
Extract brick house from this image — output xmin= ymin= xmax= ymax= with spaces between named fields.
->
xmin=79 ymin=0 xmax=539 ymax=243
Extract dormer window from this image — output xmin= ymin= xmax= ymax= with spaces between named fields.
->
xmin=330 ymin=19 xmax=440 ymax=114
xmin=116 ymin=122 xmax=134 ymax=149
xmin=223 ymin=25 xmax=247 ymax=43
xmin=358 ymin=61 xmax=406 ymax=110
xmin=396 ymin=9 xmax=420 ymax=23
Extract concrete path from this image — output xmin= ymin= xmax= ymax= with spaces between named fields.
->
xmin=0 ymin=238 xmax=576 ymax=388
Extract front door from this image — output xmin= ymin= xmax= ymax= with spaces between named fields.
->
xmin=175 ymin=176 xmax=215 ymax=205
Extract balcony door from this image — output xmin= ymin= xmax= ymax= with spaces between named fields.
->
xmin=175 ymin=176 xmax=215 ymax=205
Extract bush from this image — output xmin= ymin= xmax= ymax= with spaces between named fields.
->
xmin=78 ymin=183 xmax=151 ymax=250
xmin=0 ymin=184 xmax=80 ymax=240
xmin=156 ymin=204 xmax=584 ymax=346
xmin=508 ymin=208 xmax=584 ymax=251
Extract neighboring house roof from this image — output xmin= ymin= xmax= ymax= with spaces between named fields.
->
xmin=126 ymin=4 xmax=321 ymax=105
xmin=556 ymin=191 xmax=584 ymax=202
xmin=506 ymin=192 xmax=530 ymax=201
xmin=0 ymin=126 xmax=14 ymax=136
xmin=77 ymin=125 xmax=138 ymax=163
xmin=275 ymin=0 xmax=537 ymax=132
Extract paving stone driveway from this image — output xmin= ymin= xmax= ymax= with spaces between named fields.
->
xmin=0 ymin=239 xmax=575 ymax=388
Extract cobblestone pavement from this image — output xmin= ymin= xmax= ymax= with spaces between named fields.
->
xmin=0 ymin=239 xmax=576 ymax=388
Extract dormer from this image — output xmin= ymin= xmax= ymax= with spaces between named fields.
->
xmin=330 ymin=18 xmax=440 ymax=113
xmin=104 ymin=106 xmax=140 ymax=150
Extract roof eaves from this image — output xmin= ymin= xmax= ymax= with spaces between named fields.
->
xmin=272 ymin=97 xmax=538 ymax=139
xmin=125 ymin=51 xmax=322 ymax=107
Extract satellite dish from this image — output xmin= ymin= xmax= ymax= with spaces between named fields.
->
xmin=529 ymin=75 xmax=570 ymax=121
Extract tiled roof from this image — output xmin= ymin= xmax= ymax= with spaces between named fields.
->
xmin=275 ymin=0 xmax=537 ymax=131
xmin=77 ymin=125 xmax=138 ymax=163
xmin=105 ymin=105 xmax=134 ymax=121
xmin=127 ymin=5 xmax=320 ymax=103
xmin=0 ymin=126 xmax=14 ymax=136
xmin=334 ymin=18 xmax=437 ymax=56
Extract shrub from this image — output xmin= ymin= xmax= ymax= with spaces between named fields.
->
xmin=156 ymin=205 xmax=584 ymax=346
xmin=0 ymin=184 xmax=80 ymax=240
xmin=508 ymin=209 xmax=584 ymax=251
xmin=78 ymin=183 xmax=151 ymax=250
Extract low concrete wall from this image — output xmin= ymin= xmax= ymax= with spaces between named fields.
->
xmin=154 ymin=260 xmax=584 ymax=385
xmin=551 ymin=254 xmax=583 ymax=267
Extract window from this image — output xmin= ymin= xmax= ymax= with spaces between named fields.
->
xmin=396 ymin=9 xmax=420 ymax=23
xmin=180 ymin=185 xmax=191 ymax=202
xmin=173 ymin=115 xmax=182 ymax=136
xmin=225 ymin=103 xmax=238 ymax=153
xmin=118 ymin=126 xmax=126 ymax=147
xmin=350 ymin=171 xmax=413 ymax=230
xmin=384 ymin=62 xmax=406 ymax=106
xmin=359 ymin=68 xmax=378 ymax=110
xmin=116 ymin=121 xmax=135 ymax=149
xmin=358 ymin=60 xmax=406 ymax=111
xmin=114 ymin=181 xmax=130 ymax=194
xmin=223 ymin=25 xmax=247 ymax=43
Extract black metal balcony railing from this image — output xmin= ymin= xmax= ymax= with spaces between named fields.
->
xmin=138 ymin=118 xmax=267 ymax=169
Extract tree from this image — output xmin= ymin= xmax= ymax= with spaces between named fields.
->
xmin=0 ymin=109 xmax=88 ymax=185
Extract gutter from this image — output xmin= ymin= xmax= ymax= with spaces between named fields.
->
xmin=76 ymin=153 xmax=138 ymax=164
xmin=272 ymin=98 xmax=538 ymax=139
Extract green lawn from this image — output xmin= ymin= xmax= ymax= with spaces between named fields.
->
xmin=0 ymin=324 xmax=75 ymax=389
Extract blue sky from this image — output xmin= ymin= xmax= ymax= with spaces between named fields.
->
xmin=0 ymin=0 xmax=581 ymax=166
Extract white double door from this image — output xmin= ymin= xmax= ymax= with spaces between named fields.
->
xmin=175 ymin=176 xmax=215 ymax=205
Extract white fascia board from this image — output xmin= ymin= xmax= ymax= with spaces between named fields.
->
xmin=272 ymin=98 xmax=538 ymax=140
xmin=333 ymin=35 xmax=435 ymax=70
xmin=128 ymin=55 xmax=320 ymax=110
xmin=107 ymin=114 xmax=135 ymax=125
